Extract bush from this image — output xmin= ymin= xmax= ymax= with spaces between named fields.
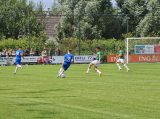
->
xmin=57 ymin=38 xmax=125 ymax=55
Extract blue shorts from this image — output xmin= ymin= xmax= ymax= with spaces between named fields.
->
xmin=63 ymin=62 xmax=70 ymax=71
xmin=15 ymin=59 xmax=21 ymax=65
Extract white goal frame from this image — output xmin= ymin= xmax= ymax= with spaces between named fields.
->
xmin=126 ymin=37 xmax=160 ymax=63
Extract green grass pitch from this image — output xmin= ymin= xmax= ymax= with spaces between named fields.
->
xmin=0 ymin=63 xmax=160 ymax=119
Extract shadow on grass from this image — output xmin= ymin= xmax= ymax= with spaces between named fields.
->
xmin=17 ymin=102 xmax=53 ymax=106
xmin=23 ymin=89 xmax=70 ymax=94
xmin=0 ymin=89 xmax=14 ymax=90
xmin=26 ymin=109 xmax=58 ymax=118
xmin=10 ymin=97 xmax=49 ymax=98
xmin=33 ymin=117 xmax=53 ymax=118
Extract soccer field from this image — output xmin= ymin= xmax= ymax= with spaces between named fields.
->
xmin=0 ymin=64 xmax=160 ymax=119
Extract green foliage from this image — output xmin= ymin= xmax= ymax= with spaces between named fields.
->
xmin=0 ymin=0 xmax=46 ymax=39
xmin=52 ymin=0 xmax=122 ymax=41
xmin=0 ymin=32 xmax=49 ymax=55
xmin=57 ymin=37 xmax=125 ymax=55
xmin=136 ymin=0 xmax=160 ymax=36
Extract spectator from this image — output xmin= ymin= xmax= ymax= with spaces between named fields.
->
xmin=0 ymin=52 xmax=2 ymax=57
xmin=6 ymin=52 xmax=9 ymax=57
xmin=34 ymin=48 xmax=38 ymax=56
xmin=9 ymin=49 xmax=13 ymax=57
xmin=2 ymin=50 xmax=6 ymax=57
xmin=41 ymin=47 xmax=47 ymax=56
xmin=49 ymin=48 xmax=53 ymax=56
xmin=12 ymin=50 xmax=16 ymax=57
xmin=24 ymin=48 xmax=29 ymax=56
xmin=4 ymin=49 xmax=7 ymax=54
xmin=30 ymin=48 xmax=34 ymax=56
xmin=55 ymin=47 xmax=60 ymax=56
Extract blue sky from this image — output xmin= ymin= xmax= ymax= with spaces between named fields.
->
xmin=31 ymin=0 xmax=116 ymax=11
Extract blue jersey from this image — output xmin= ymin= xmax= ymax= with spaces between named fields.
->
xmin=16 ymin=50 xmax=22 ymax=60
xmin=64 ymin=54 xmax=73 ymax=63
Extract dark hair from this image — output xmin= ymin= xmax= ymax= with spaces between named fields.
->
xmin=119 ymin=46 xmax=121 ymax=49
xmin=68 ymin=49 xmax=71 ymax=52
xmin=96 ymin=46 xmax=100 ymax=50
xmin=19 ymin=46 xmax=22 ymax=49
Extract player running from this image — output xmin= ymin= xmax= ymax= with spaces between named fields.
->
xmin=56 ymin=50 xmax=74 ymax=78
xmin=84 ymin=47 xmax=102 ymax=76
xmin=14 ymin=46 xmax=24 ymax=74
xmin=116 ymin=46 xmax=129 ymax=72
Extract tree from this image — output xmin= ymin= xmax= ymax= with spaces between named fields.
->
xmin=0 ymin=0 xmax=46 ymax=39
xmin=116 ymin=0 xmax=149 ymax=36
xmin=52 ymin=0 xmax=118 ymax=41
xmin=136 ymin=0 xmax=160 ymax=36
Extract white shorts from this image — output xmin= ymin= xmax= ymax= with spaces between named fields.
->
xmin=92 ymin=60 xmax=100 ymax=67
xmin=117 ymin=59 xmax=124 ymax=63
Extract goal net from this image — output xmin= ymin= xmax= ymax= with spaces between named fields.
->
xmin=125 ymin=37 xmax=160 ymax=63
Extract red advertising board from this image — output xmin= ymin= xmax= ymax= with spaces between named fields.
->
xmin=154 ymin=45 xmax=160 ymax=53
xmin=107 ymin=55 xmax=160 ymax=62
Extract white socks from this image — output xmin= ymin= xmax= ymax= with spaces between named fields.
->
xmin=116 ymin=63 xmax=121 ymax=69
xmin=15 ymin=67 xmax=18 ymax=73
xmin=59 ymin=68 xmax=62 ymax=74
xmin=124 ymin=64 xmax=129 ymax=70
xmin=97 ymin=70 xmax=101 ymax=73
xmin=18 ymin=65 xmax=21 ymax=68
xmin=58 ymin=71 xmax=63 ymax=77
xmin=87 ymin=68 xmax=90 ymax=73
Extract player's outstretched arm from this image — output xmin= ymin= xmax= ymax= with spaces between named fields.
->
xmin=93 ymin=53 xmax=98 ymax=56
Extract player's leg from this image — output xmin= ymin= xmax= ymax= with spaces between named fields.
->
xmin=116 ymin=59 xmax=122 ymax=71
xmin=57 ymin=68 xmax=64 ymax=78
xmin=14 ymin=60 xmax=20 ymax=74
xmin=84 ymin=61 xmax=94 ymax=74
xmin=122 ymin=62 xmax=129 ymax=72
xmin=56 ymin=63 xmax=70 ymax=78
xmin=94 ymin=66 xmax=102 ymax=76
xmin=58 ymin=67 xmax=63 ymax=74
xmin=17 ymin=61 xmax=23 ymax=69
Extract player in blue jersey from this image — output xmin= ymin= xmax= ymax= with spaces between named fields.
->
xmin=14 ymin=46 xmax=24 ymax=74
xmin=56 ymin=50 xmax=74 ymax=78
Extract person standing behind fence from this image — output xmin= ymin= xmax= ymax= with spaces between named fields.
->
xmin=12 ymin=50 xmax=16 ymax=57
xmin=24 ymin=48 xmax=29 ymax=56
xmin=34 ymin=48 xmax=38 ymax=56
xmin=9 ymin=49 xmax=13 ymax=57
xmin=41 ymin=47 xmax=47 ymax=56
xmin=0 ymin=52 xmax=2 ymax=57
xmin=2 ymin=50 xmax=6 ymax=57
xmin=30 ymin=48 xmax=34 ymax=56
xmin=42 ymin=47 xmax=47 ymax=65
xmin=55 ymin=47 xmax=60 ymax=56
xmin=49 ymin=48 xmax=53 ymax=56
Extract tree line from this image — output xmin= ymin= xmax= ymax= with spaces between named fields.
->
xmin=0 ymin=0 xmax=160 ymax=42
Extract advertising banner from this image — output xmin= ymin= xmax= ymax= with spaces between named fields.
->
xmin=21 ymin=56 xmax=43 ymax=63
xmin=107 ymin=55 xmax=160 ymax=62
xmin=135 ymin=45 xmax=160 ymax=54
xmin=135 ymin=45 xmax=154 ymax=54
xmin=3 ymin=57 xmax=15 ymax=65
xmin=154 ymin=45 xmax=160 ymax=53
xmin=52 ymin=56 xmax=64 ymax=63
xmin=0 ymin=58 xmax=7 ymax=65
xmin=74 ymin=55 xmax=96 ymax=63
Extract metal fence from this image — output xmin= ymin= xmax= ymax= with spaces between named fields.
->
xmin=1 ymin=14 xmax=160 ymax=56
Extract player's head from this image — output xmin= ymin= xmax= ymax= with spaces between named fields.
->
xmin=68 ymin=49 xmax=71 ymax=54
xmin=118 ymin=46 xmax=121 ymax=51
xmin=96 ymin=47 xmax=100 ymax=52
xmin=19 ymin=46 xmax=22 ymax=50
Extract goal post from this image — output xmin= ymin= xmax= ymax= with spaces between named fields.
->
xmin=125 ymin=37 xmax=160 ymax=63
